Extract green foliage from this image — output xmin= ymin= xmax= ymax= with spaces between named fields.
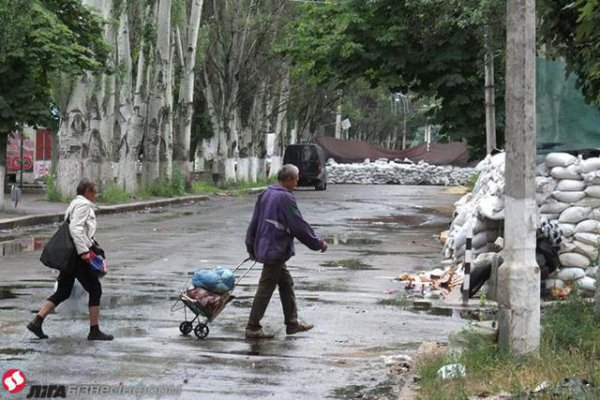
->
xmin=0 ymin=0 xmax=109 ymax=148
xmin=44 ymin=174 xmax=63 ymax=202
xmin=281 ymin=0 xmax=507 ymax=156
xmin=190 ymin=181 xmax=222 ymax=194
xmin=539 ymin=0 xmax=600 ymax=105
xmin=96 ymin=184 xmax=131 ymax=204
xmin=418 ymin=298 xmax=600 ymax=399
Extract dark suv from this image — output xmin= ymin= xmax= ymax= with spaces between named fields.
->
xmin=283 ymin=144 xmax=328 ymax=190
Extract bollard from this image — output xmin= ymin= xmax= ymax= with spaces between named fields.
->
xmin=462 ymin=235 xmax=472 ymax=306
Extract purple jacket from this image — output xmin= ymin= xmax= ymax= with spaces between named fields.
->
xmin=246 ymin=185 xmax=323 ymax=264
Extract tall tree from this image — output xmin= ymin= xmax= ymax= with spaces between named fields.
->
xmin=282 ymin=0 xmax=507 ymax=157
xmin=0 ymin=0 xmax=108 ymax=206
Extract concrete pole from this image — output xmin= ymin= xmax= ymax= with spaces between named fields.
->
xmin=485 ymin=47 xmax=497 ymax=154
xmin=335 ymin=103 xmax=342 ymax=139
xmin=497 ymin=0 xmax=539 ymax=355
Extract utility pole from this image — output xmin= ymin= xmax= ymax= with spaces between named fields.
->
xmin=485 ymin=39 xmax=497 ymax=154
xmin=497 ymin=0 xmax=539 ymax=354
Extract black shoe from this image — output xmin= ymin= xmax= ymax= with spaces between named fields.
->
xmin=245 ymin=328 xmax=275 ymax=339
xmin=88 ymin=328 xmax=114 ymax=341
xmin=27 ymin=316 xmax=48 ymax=339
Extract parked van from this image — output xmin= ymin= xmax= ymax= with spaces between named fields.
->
xmin=283 ymin=143 xmax=328 ymax=190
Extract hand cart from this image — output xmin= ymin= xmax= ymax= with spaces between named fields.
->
xmin=171 ymin=258 xmax=257 ymax=339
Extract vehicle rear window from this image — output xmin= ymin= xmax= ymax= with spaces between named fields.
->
xmin=302 ymin=147 xmax=318 ymax=162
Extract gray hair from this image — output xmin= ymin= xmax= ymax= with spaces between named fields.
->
xmin=76 ymin=178 xmax=97 ymax=196
xmin=277 ymin=164 xmax=299 ymax=182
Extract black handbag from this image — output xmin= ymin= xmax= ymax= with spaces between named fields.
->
xmin=40 ymin=219 xmax=77 ymax=271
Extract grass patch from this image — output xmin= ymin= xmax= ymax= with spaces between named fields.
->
xmin=44 ymin=174 xmax=64 ymax=202
xmin=417 ymin=297 xmax=600 ymax=399
xmin=190 ymin=181 xmax=222 ymax=194
xmin=96 ymin=184 xmax=130 ymax=204
xmin=466 ymin=172 xmax=480 ymax=192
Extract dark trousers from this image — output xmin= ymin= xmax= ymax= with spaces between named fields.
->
xmin=247 ymin=263 xmax=298 ymax=330
xmin=47 ymin=258 xmax=102 ymax=307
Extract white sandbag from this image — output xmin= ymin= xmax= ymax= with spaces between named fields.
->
xmin=574 ymin=197 xmax=600 ymax=208
xmin=580 ymin=157 xmax=600 ymax=174
xmin=574 ymin=232 xmax=600 ymax=246
xmin=551 ymin=165 xmax=581 ymax=180
xmin=544 ymin=279 xmax=565 ymax=289
xmin=591 ymin=208 xmax=600 ymax=220
xmin=472 ymin=230 xmax=497 ymax=249
xmin=556 ymin=267 xmax=586 ymax=281
xmin=559 ymin=206 xmax=591 ymax=224
xmin=573 ymin=240 xmax=599 ymax=261
xmin=556 ymin=179 xmax=586 ymax=192
xmin=536 ymin=163 xmax=551 ymax=177
xmin=582 ymin=171 xmax=600 ymax=185
xmin=576 ymin=276 xmax=597 ymax=292
xmin=539 ymin=200 xmax=570 ymax=214
xmin=540 ymin=213 xmax=559 ymax=222
xmin=587 ymin=266 xmax=598 ymax=278
xmin=545 ymin=152 xmax=577 ymax=168
xmin=558 ymin=223 xmax=576 ymax=237
xmin=478 ymin=196 xmax=504 ymax=220
xmin=537 ymin=192 xmax=552 ymax=206
xmin=552 ymin=190 xmax=585 ymax=203
xmin=560 ymin=237 xmax=576 ymax=252
xmin=574 ymin=219 xmax=600 ymax=233
xmin=472 ymin=218 xmax=500 ymax=235
xmin=536 ymin=176 xmax=556 ymax=194
xmin=559 ymin=252 xmax=591 ymax=268
xmin=454 ymin=193 xmax=472 ymax=208
xmin=584 ymin=186 xmax=600 ymax=198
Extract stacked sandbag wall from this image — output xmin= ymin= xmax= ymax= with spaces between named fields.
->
xmin=326 ymin=159 xmax=476 ymax=186
xmin=444 ymin=151 xmax=599 ymax=297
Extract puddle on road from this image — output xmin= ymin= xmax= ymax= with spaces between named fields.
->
xmin=0 ymin=287 xmax=19 ymax=299
xmin=0 ymin=237 xmax=47 ymax=256
xmin=0 ymin=348 xmax=37 ymax=356
xmin=350 ymin=214 xmax=427 ymax=227
xmin=377 ymin=295 xmax=496 ymax=321
xmin=321 ymin=259 xmax=374 ymax=270
xmin=323 ymin=235 xmax=382 ymax=247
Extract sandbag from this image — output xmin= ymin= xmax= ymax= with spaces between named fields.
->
xmin=573 ymin=240 xmax=599 ymax=261
xmin=559 ymin=239 xmax=576 ymax=253
xmin=540 ymin=213 xmax=560 ymax=222
xmin=472 ymin=230 xmax=497 ymax=249
xmin=574 ymin=219 xmax=600 ymax=233
xmin=559 ymin=252 xmax=591 ymax=268
xmin=580 ymin=157 xmax=600 ymax=174
xmin=537 ymin=163 xmax=551 ymax=177
xmin=558 ymin=223 xmax=576 ymax=238
xmin=545 ymin=152 xmax=577 ymax=168
xmin=576 ymin=276 xmax=597 ymax=292
xmin=478 ymin=196 xmax=504 ymax=220
xmin=559 ymin=206 xmax=591 ymax=224
xmin=574 ymin=232 xmax=600 ymax=246
xmin=574 ymin=197 xmax=600 ymax=208
xmin=472 ymin=218 xmax=500 ymax=235
xmin=587 ymin=266 xmax=598 ymax=278
xmin=536 ymin=176 xmax=556 ymax=194
xmin=552 ymin=190 xmax=585 ymax=203
xmin=556 ymin=179 xmax=586 ymax=192
xmin=551 ymin=165 xmax=581 ymax=180
xmin=539 ymin=200 xmax=570 ymax=214
xmin=556 ymin=267 xmax=586 ymax=281
xmin=582 ymin=171 xmax=600 ymax=185
xmin=584 ymin=186 xmax=600 ymax=198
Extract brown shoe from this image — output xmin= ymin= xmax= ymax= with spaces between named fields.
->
xmin=286 ymin=321 xmax=314 ymax=335
xmin=245 ymin=328 xmax=275 ymax=339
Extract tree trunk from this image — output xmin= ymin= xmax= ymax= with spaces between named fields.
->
xmin=174 ymin=0 xmax=205 ymax=181
xmin=274 ymin=71 xmax=290 ymax=156
xmin=143 ymin=0 xmax=173 ymax=187
xmin=116 ymin=8 xmax=141 ymax=193
xmin=485 ymin=45 xmax=497 ymax=154
xmin=0 ymin=134 xmax=6 ymax=211
xmin=497 ymin=0 xmax=539 ymax=355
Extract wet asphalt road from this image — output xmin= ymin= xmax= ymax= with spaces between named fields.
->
xmin=0 ymin=184 xmax=465 ymax=400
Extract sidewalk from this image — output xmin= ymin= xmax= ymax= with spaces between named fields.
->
xmin=0 ymin=191 xmax=211 ymax=231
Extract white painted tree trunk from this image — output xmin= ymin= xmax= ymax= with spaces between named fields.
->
xmin=498 ymin=0 xmax=539 ymax=355
xmin=143 ymin=0 xmax=173 ymax=186
xmin=56 ymin=0 xmax=115 ymax=197
xmin=274 ymin=72 xmax=290 ymax=156
xmin=0 ymin=166 xmax=5 ymax=211
xmin=115 ymin=9 xmax=141 ymax=193
xmin=174 ymin=0 xmax=204 ymax=180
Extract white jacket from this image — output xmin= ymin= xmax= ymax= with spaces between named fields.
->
xmin=65 ymin=195 xmax=97 ymax=255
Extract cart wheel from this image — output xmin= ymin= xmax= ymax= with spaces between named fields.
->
xmin=194 ymin=323 xmax=209 ymax=339
xmin=180 ymin=321 xmax=193 ymax=336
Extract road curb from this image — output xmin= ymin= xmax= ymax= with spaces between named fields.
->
xmin=0 ymin=195 xmax=210 ymax=230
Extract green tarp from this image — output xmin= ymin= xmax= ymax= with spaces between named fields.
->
xmin=537 ymin=58 xmax=600 ymax=152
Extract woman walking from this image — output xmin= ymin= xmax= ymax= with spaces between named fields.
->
xmin=27 ymin=178 xmax=113 ymax=341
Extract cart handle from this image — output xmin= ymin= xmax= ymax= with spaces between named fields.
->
xmin=232 ymin=257 xmax=253 ymax=273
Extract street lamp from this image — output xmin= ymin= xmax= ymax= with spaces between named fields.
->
xmin=391 ymin=93 xmax=409 ymax=150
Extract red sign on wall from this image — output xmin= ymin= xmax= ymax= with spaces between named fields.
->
xmin=7 ymin=132 xmax=35 ymax=173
